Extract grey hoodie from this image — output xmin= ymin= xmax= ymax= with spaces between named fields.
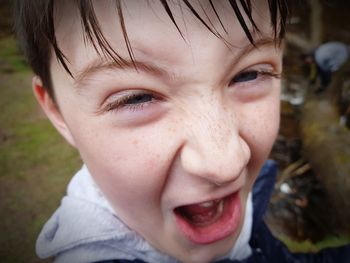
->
xmin=36 ymin=165 xmax=253 ymax=263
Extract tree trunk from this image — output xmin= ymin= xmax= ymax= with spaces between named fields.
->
xmin=310 ymin=0 xmax=323 ymax=46
xmin=300 ymin=87 xmax=350 ymax=234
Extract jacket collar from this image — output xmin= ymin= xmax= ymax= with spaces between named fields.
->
xmin=251 ymin=159 xmax=278 ymax=234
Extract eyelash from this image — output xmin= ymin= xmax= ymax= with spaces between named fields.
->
xmin=230 ymin=69 xmax=281 ymax=85
xmin=104 ymin=92 xmax=159 ymax=113
xmin=102 ymin=70 xmax=281 ymax=113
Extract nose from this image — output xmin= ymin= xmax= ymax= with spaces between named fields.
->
xmin=180 ymin=105 xmax=251 ymax=186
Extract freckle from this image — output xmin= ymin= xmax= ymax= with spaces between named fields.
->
xmin=131 ymin=139 xmax=139 ymax=145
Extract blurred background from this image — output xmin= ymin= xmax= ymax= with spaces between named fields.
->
xmin=1 ymin=0 xmax=350 ymax=262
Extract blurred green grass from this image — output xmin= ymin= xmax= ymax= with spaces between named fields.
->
xmin=279 ymin=234 xmax=350 ymax=253
xmin=0 ymin=36 xmax=28 ymax=73
xmin=0 ymin=36 xmax=81 ymax=263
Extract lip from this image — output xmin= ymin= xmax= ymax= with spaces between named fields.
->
xmin=174 ymin=191 xmax=241 ymax=244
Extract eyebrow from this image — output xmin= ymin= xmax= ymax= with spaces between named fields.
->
xmin=74 ymin=59 xmax=169 ymax=88
xmin=233 ymin=37 xmax=278 ymax=62
xmin=74 ymin=37 xmax=278 ymax=88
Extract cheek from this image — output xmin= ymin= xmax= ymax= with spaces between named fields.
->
xmin=238 ymin=98 xmax=279 ymax=194
xmin=72 ymin=125 xmax=172 ymax=209
xmin=240 ymin=99 xmax=280 ymax=167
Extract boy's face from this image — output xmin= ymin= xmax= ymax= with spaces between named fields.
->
xmin=43 ymin=1 xmax=282 ymax=262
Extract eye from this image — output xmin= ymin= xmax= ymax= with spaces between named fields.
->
xmin=102 ymin=91 xmax=160 ymax=113
xmin=229 ymin=69 xmax=281 ymax=86
xmin=231 ymin=70 xmax=258 ymax=83
xmin=124 ymin=93 xmax=154 ymax=105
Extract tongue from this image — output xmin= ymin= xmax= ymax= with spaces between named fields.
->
xmin=180 ymin=201 xmax=220 ymax=225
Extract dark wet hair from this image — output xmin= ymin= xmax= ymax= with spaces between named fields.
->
xmin=14 ymin=0 xmax=290 ymax=99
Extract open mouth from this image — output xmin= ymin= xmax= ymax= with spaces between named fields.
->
xmin=174 ymin=192 xmax=241 ymax=244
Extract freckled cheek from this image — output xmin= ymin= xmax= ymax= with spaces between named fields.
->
xmin=76 ymin=127 xmax=172 ymax=197
xmin=241 ymin=103 xmax=279 ymax=164
xmin=82 ymin=147 xmax=166 ymax=217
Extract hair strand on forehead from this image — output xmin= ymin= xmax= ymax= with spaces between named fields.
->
xmin=116 ymin=0 xmax=136 ymax=68
xmin=78 ymin=0 xmax=129 ymax=67
xmin=268 ymin=0 xmax=288 ymax=41
xmin=239 ymin=0 xmax=259 ymax=34
xmin=209 ymin=0 xmax=228 ymax=34
xmin=47 ymin=0 xmax=73 ymax=78
xmin=14 ymin=0 xmax=290 ymax=100
xmin=181 ymin=0 xmax=220 ymax=38
xmin=160 ymin=0 xmax=185 ymax=39
xmin=228 ymin=0 xmax=254 ymax=44
xmin=277 ymin=0 xmax=289 ymax=39
xmin=268 ymin=0 xmax=278 ymax=39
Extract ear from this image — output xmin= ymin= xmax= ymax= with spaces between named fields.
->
xmin=32 ymin=76 xmax=77 ymax=148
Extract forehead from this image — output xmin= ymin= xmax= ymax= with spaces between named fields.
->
xmin=53 ymin=0 xmax=273 ymax=74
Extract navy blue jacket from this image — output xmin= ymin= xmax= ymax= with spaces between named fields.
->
xmin=99 ymin=160 xmax=350 ymax=263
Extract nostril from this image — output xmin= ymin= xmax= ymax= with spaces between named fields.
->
xmin=180 ymin=121 xmax=250 ymax=185
xmin=239 ymin=137 xmax=251 ymax=161
xmin=180 ymin=144 xmax=205 ymax=176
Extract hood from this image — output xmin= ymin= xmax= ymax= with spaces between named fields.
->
xmin=36 ymin=165 xmax=252 ymax=263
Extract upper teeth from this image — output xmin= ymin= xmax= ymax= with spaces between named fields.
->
xmin=199 ymin=199 xmax=222 ymax=208
xmin=199 ymin=201 xmax=215 ymax=207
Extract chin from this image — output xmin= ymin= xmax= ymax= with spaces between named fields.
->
xmin=175 ymin=226 xmax=241 ymax=263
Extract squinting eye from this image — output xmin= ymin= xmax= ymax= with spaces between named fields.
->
xmin=102 ymin=91 xmax=159 ymax=113
xmin=124 ymin=94 xmax=153 ymax=105
xmin=229 ymin=69 xmax=281 ymax=87
xmin=231 ymin=71 xmax=258 ymax=83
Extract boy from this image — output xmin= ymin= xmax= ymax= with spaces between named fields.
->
xmin=14 ymin=1 xmax=349 ymax=262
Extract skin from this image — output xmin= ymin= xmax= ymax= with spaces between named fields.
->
xmin=33 ymin=1 xmax=283 ymax=262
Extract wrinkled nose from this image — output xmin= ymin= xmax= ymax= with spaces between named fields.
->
xmin=180 ymin=107 xmax=251 ymax=186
